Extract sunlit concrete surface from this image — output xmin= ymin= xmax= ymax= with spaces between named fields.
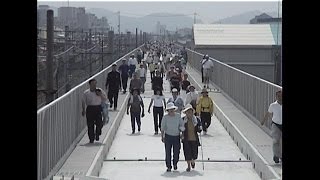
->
xmin=100 ymin=161 xmax=259 ymax=180
xmin=99 ymin=73 xmax=260 ymax=180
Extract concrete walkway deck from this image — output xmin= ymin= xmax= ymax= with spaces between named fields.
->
xmin=185 ymin=66 xmax=282 ymax=178
xmin=53 ymin=66 xmax=281 ymax=180
xmin=98 ymin=71 xmax=260 ymax=180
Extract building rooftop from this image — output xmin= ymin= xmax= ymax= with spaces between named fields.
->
xmin=193 ymin=24 xmax=275 ymax=46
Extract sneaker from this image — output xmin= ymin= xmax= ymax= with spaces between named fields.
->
xmin=166 ymin=168 xmax=171 ymax=172
xmin=174 ymin=165 xmax=177 ymax=170
xmin=138 ymin=127 xmax=141 ymax=132
xmin=154 ymin=132 xmax=158 ymax=135
xmin=89 ymin=140 xmax=94 ymax=143
xmin=95 ymin=136 xmax=99 ymax=141
xmin=186 ymin=167 xmax=191 ymax=172
xmin=273 ymin=156 xmax=279 ymax=163
xmin=132 ymin=130 xmax=135 ymax=134
xmin=110 ymin=104 xmax=113 ymax=108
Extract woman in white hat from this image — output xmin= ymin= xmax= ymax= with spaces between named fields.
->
xmin=181 ymin=104 xmax=202 ymax=172
xmin=161 ymin=102 xmax=185 ymax=172
xmin=185 ymin=85 xmax=199 ymax=113
xmin=167 ymin=88 xmax=184 ymax=113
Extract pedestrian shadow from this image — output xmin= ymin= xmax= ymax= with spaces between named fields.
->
xmin=160 ymin=170 xmax=181 ymax=178
xmin=161 ymin=170 xmax=203 ymax=178
xmin=179 ymin=170 xmax=203 ymax=177
xmin=148 ymin=134 xmax=162 ymax=137
xmin=201 ymin=134 xmax=214 ymax=137
xmin=79 ymin=142 xmax=106 ymax=146
xmin=127 ymin=132 xmax=143 ymax=136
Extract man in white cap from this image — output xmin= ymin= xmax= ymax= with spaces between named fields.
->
xmin=167 ymin=88 xmax=184 ymax=113
xmin=161 ymin=102 xmax=185 ymax=172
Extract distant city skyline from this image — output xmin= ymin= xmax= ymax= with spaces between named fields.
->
xmin=38 ymin=1 xmax=282 ymax=23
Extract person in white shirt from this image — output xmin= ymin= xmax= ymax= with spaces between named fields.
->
xmin=128 ymin=54 xmax=138 ymax=78
xmin=202 ymin=55 xmax=214 ymax=89
xmin=261 ymin=90 xmax=282 ymax=163
xmin=82 ymin=79 xmax=107 ymax=143
xmin=185 ymin=85 xmax=199 ymax=113
xmin=136 ymin=63 xmax=147 ymax=93
xmin=146 ymin=53 xmax=153 ymax=66
xmin=148 ymin=88 xmax=166 ymax=135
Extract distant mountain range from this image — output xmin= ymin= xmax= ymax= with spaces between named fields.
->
xmin=45 ymin=6 xmax=280 ymax=32
xmin=214 ymin=10 xmax=280 ymax=24
xmin=87 ymin=8 xmax=199 ymax=33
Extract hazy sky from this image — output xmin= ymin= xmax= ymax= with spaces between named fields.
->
xmin=38 ymin=1 xmax=282 ymax=22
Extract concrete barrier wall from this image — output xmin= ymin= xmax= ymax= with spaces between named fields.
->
xmin=213 ymin=106 xmax=280 ymax=180
xmin=187 ymin=67 xmax=280 ymax=180
xmin=85 ymin=92 xmax=129 ymax=178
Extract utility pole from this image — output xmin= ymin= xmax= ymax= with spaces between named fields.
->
xmin=140 ymin=30 xmax=142 ymax=45
xmin=89 ymin=29 xmax=92 ymax=76
xmin=46 ymin=10 xmax=54 ymax=104
xmin=136 ymin=28 xmax=138 ymax=48
xmin=194 ymin=12 xmax=197 ymax=24
xmin=85 ymin=32 xmax=89 ymax=77
xmin=64 ymin=26 xmax=69 ymax=93
xmin=118 ymin=11 xmax=120 ymax=58
xmin=101 ymin=34 xmax=104 ymax=70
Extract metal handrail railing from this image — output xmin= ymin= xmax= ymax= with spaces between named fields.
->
xmin=37 ymin=44 xmax=144 ymax=180
xmin=183 ymin=45 xmax=282 ymax=133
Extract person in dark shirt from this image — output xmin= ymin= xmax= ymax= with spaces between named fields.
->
xmin=170 ymin=73 xmax=181 ymax=92
xmin=175 ymin=60 xmax=183 ymax=74
xmin=118 ymin=59 xmax=129 ymax=94
xmin=129 ymin=72 xmax=143 ymax=94
xmin=127 ymin=88 xmax=145 ymax=134
xmin=151 ymin=70 xmax=163 ymax=91
xmin=181 ymin=73 xmax=191 ymax=93
xmin=181 ymin=46 xmax=188 ymax=64
xmin=105 ymin=64 xmax=121 ymax=111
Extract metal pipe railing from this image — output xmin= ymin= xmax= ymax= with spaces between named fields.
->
xmin=184 ymin=46 xmax=282 ymax=132
xmin=37 ymin=44 xmax=144 ymax=180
